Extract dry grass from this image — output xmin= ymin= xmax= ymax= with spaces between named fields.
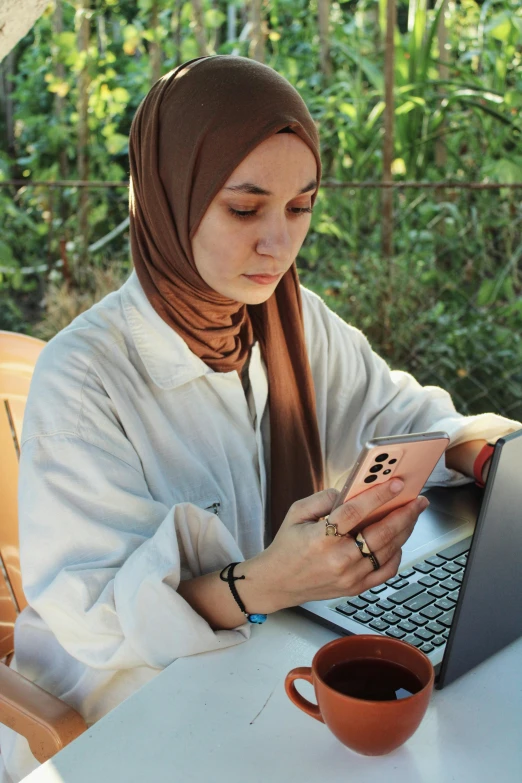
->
xmin=34 ymin=264 xmax=128 ymax=340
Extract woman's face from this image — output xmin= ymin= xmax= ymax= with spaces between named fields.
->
xmin=191 ymin=133 xmax=317 ymax=304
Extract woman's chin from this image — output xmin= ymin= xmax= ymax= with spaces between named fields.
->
xmin=216 ymin=279 xmax=280 ymax=305
xmin=245 ymin=289 xmax=278 ymax=305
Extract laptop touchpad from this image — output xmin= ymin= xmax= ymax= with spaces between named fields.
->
xmin=400 ymin=506 xmax=474 ymax=569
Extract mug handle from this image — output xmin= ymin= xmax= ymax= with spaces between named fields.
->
xmin=285 ymin=667 xmax=324 ymax=723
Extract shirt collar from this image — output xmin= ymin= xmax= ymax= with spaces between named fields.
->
xmin=121 ymin=270 xmax=213 ymax=390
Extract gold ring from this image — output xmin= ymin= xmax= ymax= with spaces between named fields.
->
xmin=324 ymin=516 xmax=352 ymax=539
xmin=354 ymin=532 xmax=381 ymax=571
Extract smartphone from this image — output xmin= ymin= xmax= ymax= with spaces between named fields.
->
xmin=331 ymin=431 xmax=450 ymax=529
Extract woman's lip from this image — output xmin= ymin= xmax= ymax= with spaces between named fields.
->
xmin=243 ymin=273 xmax=282 ymax=285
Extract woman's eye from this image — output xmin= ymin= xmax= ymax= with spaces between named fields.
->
xmin=228 ymin=207 xmax=256 ymax=219
xmin=227 ymin=206 xmax=313 ymax=220
xmin=290 ymin=207 xmax=313 ymax=215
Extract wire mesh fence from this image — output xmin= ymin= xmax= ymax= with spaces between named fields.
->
xmin=300 ymin=182 xmax=522 ymax=421
xmin=1 ymin=179 xmax=521 ymax=420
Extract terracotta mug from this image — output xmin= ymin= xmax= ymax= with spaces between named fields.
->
xmin=285 ymin=635 xmax=434 ymax=755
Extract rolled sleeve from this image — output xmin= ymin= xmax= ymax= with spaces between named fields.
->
xmin=19 ymin=434 xmax=249 ymax=671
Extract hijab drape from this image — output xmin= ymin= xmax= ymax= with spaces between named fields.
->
xmin=128 ymin=55 xmax=324 ymax=537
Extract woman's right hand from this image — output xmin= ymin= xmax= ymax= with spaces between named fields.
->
xmin=240 ymin=478 xmax=429 ymax=614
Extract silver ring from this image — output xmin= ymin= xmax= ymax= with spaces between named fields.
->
xmin=354 ymin=532 xmax=381 ymax=571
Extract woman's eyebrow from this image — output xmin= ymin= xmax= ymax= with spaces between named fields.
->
xmin=223 ymin=180 xmax=317 ymax=197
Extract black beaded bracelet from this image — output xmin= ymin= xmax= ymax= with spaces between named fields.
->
xmin=219 ymin=563 xmax=267 ymax=624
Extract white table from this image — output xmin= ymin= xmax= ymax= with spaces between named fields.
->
xmin=25 ymin=611 xmax=522 ymax=783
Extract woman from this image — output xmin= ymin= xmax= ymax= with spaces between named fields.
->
xmin=1 ymin=56 xmax=518 ymax=781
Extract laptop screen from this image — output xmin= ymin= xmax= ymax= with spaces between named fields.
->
xmin=438 ymin=430 xmax=522 ymax=687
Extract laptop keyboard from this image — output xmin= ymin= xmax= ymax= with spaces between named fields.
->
xmin=333 ymin=536 xmax=472 ymax=655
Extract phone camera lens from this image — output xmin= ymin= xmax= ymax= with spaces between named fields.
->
xmin=364 ymin=475 xmax=378 ymax=484
xmin=388 ymin=458 xmax=397 ymax=464
xmin=369 ymin=464 xmax=383 ymax=473
xmin=383 ymin=469 xmax=392 ymax=475
xmin=375 ymin=453 xmax=388 ymax=462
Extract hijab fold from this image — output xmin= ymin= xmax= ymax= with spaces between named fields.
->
xmin=129 ymin=56 xmax=324 ymax=537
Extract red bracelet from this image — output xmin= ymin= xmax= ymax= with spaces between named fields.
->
xmin=473 ymin=443 xmax=495 ymax=488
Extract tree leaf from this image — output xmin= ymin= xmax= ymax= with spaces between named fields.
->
xmin=105 ymin=134 xmax=129 ymax=155
xmin=0 ymin=241 xmax=14 ymax=264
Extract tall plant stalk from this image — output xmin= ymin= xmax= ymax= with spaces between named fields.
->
xmin=435 ymin=0 xmax=449 ymax=168
xmin=149 ymin=0 xmax=162 ymax=85
xmin=382 ymin=0 xmax=396 ymax=262
xmin=317 ymin=0 xmax=333 ymax=81
xmin=76 ymin=0 xmax=91 ymax=272
xmin=1 ymin=50 xmax=16 ymax=159
xmin=382 ymin=0 xmax=396 ymax=352
xmin=172 ymin=0 xmax=183 ymax=66
xmin=52 ymin=0 xmax=69 ymax=244
xmin=250 ymin=0 xmax=265 ymax=62
xmin=191 ymin=0 xmax=207 ymax=56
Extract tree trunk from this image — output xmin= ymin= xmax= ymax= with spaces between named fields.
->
xmin=381 ymin=0 xmax=396 ymax=352
xmin=227 ymin=3 xmax=237 ymax=43
xmin=249 ymin=0 xmax=265 ymax=63
xmin=53 ymin=0 xmax=68 ymax=180
xmin=1 ymin=50 xmax=16 ymax=159
xmin=96 ymin=12 xmax=107 ymax=57
xmin=150 ymin=0 xmax=162 ymax=85
xmin=76 ymin=0 xmax=91 ymax=272
xmin=172 ymin=0 xmax=183 ymax=66
xmin=51 ymin=0 xmax=69 ymax=262
xmin=191 ymin=0 xmax=207 ymax=57
xmin=434 ymin=0 xmax=449 ymax=258
xmin=381 ymin=0 xmax=395 ymax=262
xmin=317 ymin=0 xmax=333 ymax=80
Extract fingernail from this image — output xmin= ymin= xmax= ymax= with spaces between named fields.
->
xmin=390 ymin=479 xmax=404 ymax=493
xmin=418 ymin=496 xmax=430 ymax=511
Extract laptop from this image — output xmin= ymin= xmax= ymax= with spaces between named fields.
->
xmin=297 ymin=429 xmax=522 ymax=688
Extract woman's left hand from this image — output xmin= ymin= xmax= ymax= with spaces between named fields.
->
xmin=446 ymin=438 xmax=492 ymax=482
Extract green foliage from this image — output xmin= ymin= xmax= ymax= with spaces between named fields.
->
xmin=298 ymin=185 xmax=522 ymax=420
xmin=0 ymin=0 xmax=521 ymax=416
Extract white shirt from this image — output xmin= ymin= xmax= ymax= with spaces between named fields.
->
xmin=2 ymin=271 xmax=518 ymax=781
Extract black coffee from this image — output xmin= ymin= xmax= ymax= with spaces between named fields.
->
xmin=323 ymin=658 xmax=423 ymax=701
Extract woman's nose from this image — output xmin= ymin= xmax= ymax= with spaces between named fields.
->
xmin=256 ymin=213 xmax=292 ymax=260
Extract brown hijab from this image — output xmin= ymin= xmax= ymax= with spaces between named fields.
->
xmin=128 ymin=55 xmax=324 ymax=537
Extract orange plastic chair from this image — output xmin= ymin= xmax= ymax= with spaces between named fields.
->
xmin=0 ymin=331 xmax=87 ymax=762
